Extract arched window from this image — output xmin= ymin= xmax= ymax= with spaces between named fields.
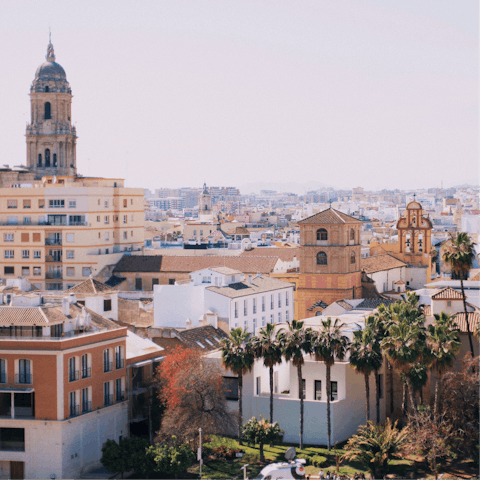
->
xmin=53 ymin=153 xmax=57 ymax=167
xmin=316 ymin=229 xmax=328 ymax=241
xmin=44 ymin=102 xmax=51 ymax=120
xmin=317 ymin=251 xmax=327 ymax=265
xmin=37 ymin=154 xmax=42 ymax=167
xmin=350 ymin=229 xmax=355 ymax=241
xmin=45 ymin=86 xmax=49 ymax=92
xmin=350 ymin=252 xmax=356 ymax=264
xmin=45 ymin=149 xmax=51 ymax=167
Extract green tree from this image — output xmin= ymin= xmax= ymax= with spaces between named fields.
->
xmin=251 ymin=323 xmax=283 ymax=423
xmin=349 ymin=321 xmax=383 ymax=423
xmin=101 ymin=439 xmax=129 ymax=478
xmin=342 ymin=418 xmax=410 ymax=479
xmin=241 ymin=416 xmax=284 ymax=462
xmin=426 ymin=312 xmax=461 ymax=415
xmin=442 ymin=232 xmax=477 ymax=357
xmin=278 ymin=319 xmax=312 ymax=449
xmin=146 ymin=437 xmax=195 ymax=479
xmin=221 ymin=328 xmax=254 ymax=440
xmin=311 ymin=318 xmax=350 ymax=450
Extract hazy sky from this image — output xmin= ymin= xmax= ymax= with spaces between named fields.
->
xmin=1 ymin=1 xmax=478 ymax=192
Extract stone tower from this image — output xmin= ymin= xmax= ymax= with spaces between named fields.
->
xmin=26 ymin=40 xmax=77 ymax=178
xmin=296 ymin=207 xmax=363 ymax=318
xmin=198 ymin=183 xmax=213 ymax=222
xmin=396 ymin=200 xmax=432 ymax=257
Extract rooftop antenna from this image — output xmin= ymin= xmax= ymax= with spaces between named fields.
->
xmin=49 ymin=27 xmax=51 ymax=44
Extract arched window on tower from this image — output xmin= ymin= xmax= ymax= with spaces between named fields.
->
xmin=45 ymin=149 xmax=51 ymax=167
xmin=44 ymin=102 xmax=51 ymax=120
xmin=45 ymin=86 xmax=49 ymax=92
xmin=38 ymin=154 xmax=42 ymax=167
xmin=350 ymin=252 xmax=356 ymax=264
xmin=418 ymin=234 xmax=424 ymax=252
xmin=53 ymin=153 xmax=57 ymax=167
xmin=316 ymin=229 xmax=328 ymax=241
xmin=204 ymin=205 xmax=208 ymax=211
xmin=350 ymin=229 xmax=355 ymax=241
xmin=317 ymin=251 xmax=327 ymax=265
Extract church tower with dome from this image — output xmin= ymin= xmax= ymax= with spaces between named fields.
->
xmin=26 ymin=39 xmax=77 ymax=178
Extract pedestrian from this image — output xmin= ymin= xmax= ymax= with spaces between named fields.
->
xmin=319 ymin=469 xmax=324 ymax=479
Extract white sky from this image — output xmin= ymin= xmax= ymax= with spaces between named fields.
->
xmin=1 ymin=1 xmax=478 ymax=191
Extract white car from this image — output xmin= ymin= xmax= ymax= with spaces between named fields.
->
xmin=254 ymin=459 xmax=306 ymax=480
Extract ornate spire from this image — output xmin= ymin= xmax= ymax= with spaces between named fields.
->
xmin=46 ymin=30 xmax=55 ymax=62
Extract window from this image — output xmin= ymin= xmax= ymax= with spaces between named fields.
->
xmin=447 ymin=301 xmax=452 ymax=307
xmin=81 ymin=354 xmax=91 ymax=379
xmin=262 ymin=316 xmax=265 ymax=326
xmin=131 ymin=215 xmax=133 ymax=221
xmin=317 ymin=251 xmax=327 ymax=265
xmin=253 ymin=318 xmax=256 ymax=331
xmin=270 ymin=314 xmax=274 ymax=323
xmin=104 ymin=216 xmax=109 ymax=224
xmin=299 ymin=379 xmax=305 ymax=399
xmin=316 ymin=228 xmax=328 ymax=241
xmin=103 ymin=349 xmax=112 ymax=373
xmin=152 ymin=278 xmax=159 ymax=286
xmin=253 ymin=298 xmax=257 ymax=314
xmin=0 ymin=359 xmax=6 ymax=383
xmin=44 ymin=101 xmax=51 ymax=119
xmin=66 ymin=267 xmax=75 ymax=277
xmin=33 ymin=267 xmax=41 ymax=276
xmin=21 ymin=267 xmax=29 ymax=276
xmin=82 ymin=267 xmax=91 ymax=277
xmin=104 ymin=382 xmax=113 ymax=406
xmin=234 ymin=302 xmax=238 ymax=318
xmin=24 ymin=218 xmax=31 ymax=225
xmin=223 ymin=377 xmax=239 ymax=401
xmin=131 ymin=199 xmax=133 ymax=205
xmin=38 ymin=199 xmax=45 ymax=208
xmin=0 ymin=428 xmax=25 ymax=452
xmin=286 ymin=310 xmax=289 ymax=321
xmin=286 ymin=292 xmax=289 ymax=306
xmin=21 ymin=233 xmax=29 ymax=242
xmin=115 ymin=346 xmax=124 ymax=369
xmin=350 ymin=229 xmax=355 ymax=241
xmin=122 ymin=231 xmax=127 ymax=239
xmin=105 ymin=232 xmax=109 ymax=241
xmin=278 ymin=294 xmax=281 ymax=308
xmin=22 ymin=250 xmax=29 ymax=259
xmin=69 ymin=357 xmax=78 ymax=382
xmin=104 ymin=299 xmax=112 ymax=312
xmin=4 ymin=234 xmax=13 ymax=242
xmin=244 ymin=300 xmax=247 ymax=316
xmin=350 ymin=252 xmax=356 ymax=264
xmin=378 ymin=374 xmax=384 ymax=399
xmin=32 ymin=233 xmax=41 ymax=242
xmin=82 ymin=387 xmax=91 ymax=413
xmin=96 ymin=216 xmax=100 ymax=222
xmin=278 ymin=312 xmax=282 ymax=323
xmin=4 ymin=266 xmax=14 ymax=275
xmin=69 ymin=215 xmax=85 ymax=225
xmin=270 ymin=294 xmax=274 ymax=309
xmin=7 ymin=200 xmax=17 ymax=209
xmin=168 ymin=279 xmax=175 ymax=285
xmin=67 ymin=250 xmax=74 ymax=259
xmin=49 ymin=199 xmax=65 ymax=208
xmin=123 ymin=199 xmax=127 ymax=208
xmin=33 ymin=250 xmax=41 ymax=259
xmin=131 ymin=231 xmax=133 ymax=237
xmin=23 ymin=199 xmax=31 ymax=209
xmin=256 ymin=376 xmax=261 ymax=395
xmin=315 ymin=380 xmax=322 ymax=400
xmin=135 ymin=278 xmax=142 ymax=290
xmin=116 ymin=378 xmax=124 ymax=401
xmin=104 ymin=200 xmax=109 ymax=208
xmin=69 ymin=391 xmax=78 ymax=417
xmin=262 ymin=296 xmax=265 ymax=312
xmin=4 ymin=250 xmax=14 ymax=259
xmin=38 ymin=153 xmax=42 ymax=166
xmin=330 ymin=381 xmax=338 ymax=401
xmin=17 ymin=359 xmax=31 ymax=384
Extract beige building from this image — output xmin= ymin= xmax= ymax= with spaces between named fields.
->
xmin=0 ymin=41 xmax=144 ymax=291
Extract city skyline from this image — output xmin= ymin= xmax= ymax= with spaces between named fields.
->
xmin=1 ymin=1 xmax=477 ymax=191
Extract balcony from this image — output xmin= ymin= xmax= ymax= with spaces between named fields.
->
xmin=103 ymin=362 xmax=113 ymax=373
xmin=116 ymin=390 xmax=125 ymax=402
xmin=104 ymin=394 xmax=114 ymax=406
xmin=115 ymin=358 xmax=125 ymax=370
xmin=15 ymin=374 xmax=32 ymax=385
xmin=45 ymin=271 xmax=63 ymax=279
xmin=81 ymin=401 xmax=92 ymax=414
xmin=45 ymin=238 xmax=62 ymax=246
xmin=69 ymin=405 xmax=80 ymax=418
xmin=69 ymin=370 xmax=79 ymax=382
xmin=81 ymin=367 xmax=91 ymax=379
xmin=46 ymin=255 xmax=62 ymax=263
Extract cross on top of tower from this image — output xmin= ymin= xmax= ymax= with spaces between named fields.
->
xmin=46 ymin=30 xmax=55 ymax=62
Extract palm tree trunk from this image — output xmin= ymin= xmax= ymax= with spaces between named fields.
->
xmin=364 ymin=372 xmax=370 ymax=422
xmin=298 ymin=365 xmax=304 ymax=450
xmin=269 ymin=365 xmax=274 ymax=423
xmin=401 ymin=379 xmax=407 ymax=423
xmin=238 ymin=373 xmax=243 ymax=443
xmin=405 ymin=375 xmax=417 ymax=412
xmin=326 ymin=364 xmax=331 ymax=451
xmin=375 ymin=370 xmax=380 ymax=424
xmin=460 ymin=278 xmax=475 ymax=358
xmin=388 ymin=361 xmax=394 ymax=420
xmin=434 ymin=372 xmax=441 ymax=416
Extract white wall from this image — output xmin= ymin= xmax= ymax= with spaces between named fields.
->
xmin=85 ymin=293 xmax=118 ymax=320
xmin=368 ymin=266 xmax=405 ymax=293
xmin=405 ymin=266 xmax=428 ymax=290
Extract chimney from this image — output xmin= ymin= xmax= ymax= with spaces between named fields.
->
xmin=62 ymin=297 xmax=70 ymax=316
xmin=248 ymin=275 xmax=253 ymax=284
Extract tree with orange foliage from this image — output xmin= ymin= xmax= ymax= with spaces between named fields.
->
xmin=155 ymin=347 xmax=235 ymax=444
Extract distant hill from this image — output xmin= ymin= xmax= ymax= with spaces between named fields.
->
xmin=239 ymin=181 xmax=336 ymax=196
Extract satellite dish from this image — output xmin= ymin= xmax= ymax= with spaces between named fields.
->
xmin=285 ymin=447 xmax=296 ymax=462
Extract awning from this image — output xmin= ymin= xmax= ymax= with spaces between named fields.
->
xmin=129 ymin=359 xmax=152 ymax=368
xmin=0 ymin=387 xmax=34 ymax=393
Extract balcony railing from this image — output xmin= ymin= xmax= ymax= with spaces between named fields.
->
xmin=103 ymin=362 xmax=113 ymax=373
xmin=116 ymin=390 xmax=125 ymax=402
xmin=46 ymin=255 xmax=62 ymax=263
xmin=69 ymin=370 xmax=79 ymax=382
xmin=15 ymin=373 xmax=32 ymax=384
xmin=104 ymin=394 xmax=114 ymax=406
xmin=45 ymin=238 xmax=62 ymax=246
xmin=81 ymin=367 xmax=91 ymax=379
xmin=81 ymin=401 xmax=92 ymax=414
xmin=115 ymin=358 xmax=125 ymax=369
xmin=0 ymin=373 xmax=6 ymax=384
xmin=46 ymin=271 xmax=63 ymax=279
xmin=69 ymin=405 xmax=80 ymax=418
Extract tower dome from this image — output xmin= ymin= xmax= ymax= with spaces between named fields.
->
xmin=31 ymin=41 xmax=71 ymax=93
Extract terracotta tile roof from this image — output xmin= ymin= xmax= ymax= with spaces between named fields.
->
xmin=336 ymin=300 xmax=354 ymax=310
xmin=224 ymin=226 xmax=250 ymax=235
xmin=206 ymin=275 xmax=294 ymax=299
xmin=65 ymin=278 xmax=116 ymax=295
xmin=0 ymin=307 xmax=50 ymax=326
xmin=431 ymin=287 xmax=465 ymax=300
xmin=469 ymin=271 xmax=480 ymax=281
xmin=394 ymin=280 xmax=406 ymax=285
xmin=361 ymin=254 xmax=407 ymax=274
xmin=453 ymin=312 xmax=480 ymax=333
xmin=152 ymin=337 xmax=184 ymax=352
xmin=298 ymin=207 xmax=362 ymax=225
xmin=176 ymin=325 xmax=228 ymax=351
xmin=113 ymin=255 xmax=163 ymax=273
xmin=240 ymin=248 xmax=299 ymax=262
xmin=355 ymin=298 xmax=396 ymax=310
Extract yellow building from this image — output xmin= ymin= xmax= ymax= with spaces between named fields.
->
xmin=0 ymin=41 xmax=144 ymax=290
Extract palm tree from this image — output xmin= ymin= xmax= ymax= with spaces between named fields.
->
xmin=426 ymin=312 xmax=461 ymax=415
xmin=251 ymin=323 xmax=283 ymax=423
xmin=278 ymin=319 xmax=312 ymax=449
xmin=311 ymin=318 xmax=350 ymax=450
xmin=221 ymin=328 xmax=255 ymax=440
xmin=442 ymin=232 xmax=477 ymax=357
xmin=349 ymin=322 xmax=383 ymax=423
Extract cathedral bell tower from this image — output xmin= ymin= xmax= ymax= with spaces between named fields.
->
xmin=26 ymin=40 xmax=77 ymax=178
